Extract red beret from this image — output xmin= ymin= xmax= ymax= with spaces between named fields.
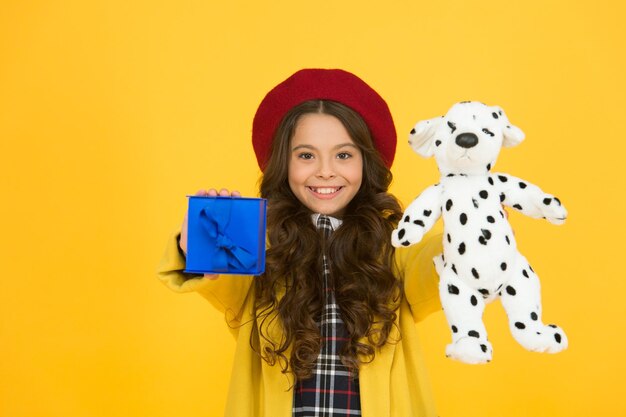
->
xmin=252 ymin=68 xmax=397 ymax=170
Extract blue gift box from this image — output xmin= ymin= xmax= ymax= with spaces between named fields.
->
xmin=184 ymin=196 xmax=267 ymax=275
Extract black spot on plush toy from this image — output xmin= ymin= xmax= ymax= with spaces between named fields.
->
xmin=392 ymin=101 xmax=568 ymax=364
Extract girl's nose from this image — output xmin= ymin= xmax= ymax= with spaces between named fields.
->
xmin=316 ymin=158 xmax=336 ymax=179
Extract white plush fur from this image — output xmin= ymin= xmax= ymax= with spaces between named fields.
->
xmin=392 ymin=102 xmax=568 ymax=364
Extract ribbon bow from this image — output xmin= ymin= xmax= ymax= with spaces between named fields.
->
xmin=199 ymin=199 xmax=257 ymax=272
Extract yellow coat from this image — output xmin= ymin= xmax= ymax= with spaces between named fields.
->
xmin=157 ymin=231 xmax=442 ymax=417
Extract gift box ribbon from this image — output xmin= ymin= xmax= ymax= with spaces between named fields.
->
xmin=199 ymin=199 xmax=257 ymax=271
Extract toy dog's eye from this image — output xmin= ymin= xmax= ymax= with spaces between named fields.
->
xmin=482 ymin=128 xmax=495 ymax=137
xmin=447 ymin=121 xmax=456 ymax=133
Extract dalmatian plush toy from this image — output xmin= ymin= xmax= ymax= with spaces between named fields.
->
xmin=392 ymin=101 xmax=568 ymax=364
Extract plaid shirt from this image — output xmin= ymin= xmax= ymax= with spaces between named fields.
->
xmin=292 ymin=215 xmax=362 ymax=417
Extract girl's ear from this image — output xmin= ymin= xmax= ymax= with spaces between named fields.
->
xmin=408 ymin=116 xmax=443 ymax=157
xmin=493 ymin=106 xmax=525 ymax=148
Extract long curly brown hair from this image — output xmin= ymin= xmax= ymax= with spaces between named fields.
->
xmin=254 ymin=100 xmax=403 ymax=382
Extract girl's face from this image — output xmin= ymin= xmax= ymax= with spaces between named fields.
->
xmin=288 ymin=113 xmax=363 ymax=217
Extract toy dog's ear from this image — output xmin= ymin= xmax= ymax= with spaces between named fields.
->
xmin=409 ymin=116 xmax=443 ymax=157
xmin=493 ymin=106 xmax=525 ymax=148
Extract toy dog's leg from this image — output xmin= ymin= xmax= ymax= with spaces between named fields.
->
xmin=435 ymin=255 xmax=493 ymax=364
xmin=391 ymin=184 xmax=442 ymax=248
xmin=500 ymin=254 xmax=568 ymax=353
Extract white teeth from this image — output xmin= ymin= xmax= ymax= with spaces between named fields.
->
xmin=311 ymin=187 xmax=340 ymax=194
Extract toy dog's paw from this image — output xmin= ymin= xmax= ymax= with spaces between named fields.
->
xmin=446 ymin=337 xmax=493 ymax=364
xmin=540 ymin=196 xmax=567 ymax=225
xmin=513 ymin=322 xmax=568 ymax=353
xmin=391 ymin=225 xmax=424 ymax=248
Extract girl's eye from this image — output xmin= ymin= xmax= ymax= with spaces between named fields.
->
xmin=337 ymin=152 xmax=352 ymax=160
xmin=297 ymin=152 xmax=314 ymax=160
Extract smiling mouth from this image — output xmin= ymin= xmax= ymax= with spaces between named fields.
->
xmin=307 ymin=186 xmax=343 ymax=195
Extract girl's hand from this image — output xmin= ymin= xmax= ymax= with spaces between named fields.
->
xmin=179 ymin=188 xmax=241 ymax=280
xmin=503 ymin=208 xmax=515 ymax=236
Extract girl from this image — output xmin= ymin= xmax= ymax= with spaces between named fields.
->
xmin=158 ymin=69 xmax=442 ymax=417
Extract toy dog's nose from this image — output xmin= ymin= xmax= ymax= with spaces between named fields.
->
xmin=455 ymin=133 xmax=479 ymax=149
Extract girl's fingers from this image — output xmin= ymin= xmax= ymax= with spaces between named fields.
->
xmin=203 ymin=274 xmax=219 ymax=280
xmin=195 ymin=188 xmax=241 ymax=197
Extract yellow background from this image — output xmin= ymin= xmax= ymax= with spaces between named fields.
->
xmin=1 ymin=0 xmax=624 ymax=416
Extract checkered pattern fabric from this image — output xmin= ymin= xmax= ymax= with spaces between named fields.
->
xmin=292 ymin=215 xmax=362 ymax=417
